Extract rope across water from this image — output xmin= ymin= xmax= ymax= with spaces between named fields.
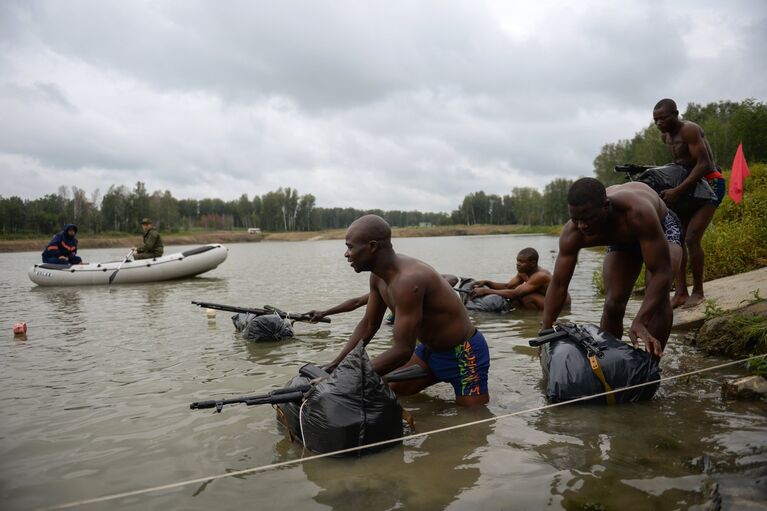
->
xmin=40 ymin=354 xmax=766 ymax=511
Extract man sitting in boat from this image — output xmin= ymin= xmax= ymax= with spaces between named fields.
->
xmin=325 ymin=215 xmax=490 ymax=406
xmin=469 ymin=247 xmax=566 ymax=311
xmin=133 ymin=218 xmax=164 ymax=260
xmin=41 ymin=223 xmax=83 ymax=265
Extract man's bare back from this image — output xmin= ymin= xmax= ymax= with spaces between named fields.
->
xmin=371 ymin=254 xmax=474 ymax=352
xmin=561 ymin=182 xmax=670 ymax=249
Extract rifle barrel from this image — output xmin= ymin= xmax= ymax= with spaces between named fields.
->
xmin=190 ymin=383 xmax=313 ymax=411
xmin=191 ymin=301 xmax=330 ymax=323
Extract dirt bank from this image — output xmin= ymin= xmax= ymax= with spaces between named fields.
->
xmin=683 ymin=301 xmax=767 ymax=359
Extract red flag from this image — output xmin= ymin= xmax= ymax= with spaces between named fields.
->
xmin=728 ymin=142 xmax=750 ymax=204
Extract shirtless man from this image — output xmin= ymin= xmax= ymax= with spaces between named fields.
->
xmin=653 ymin=98 xmax=726 ymax=308
xmin=325 ymin=215 xmax=489 ymax=406
xmin=469 ymin=247 xmax=566 ymax=310
xmin=542 ymin=178 xmax=683 ymax=357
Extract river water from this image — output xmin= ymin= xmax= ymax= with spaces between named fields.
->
xmin=1 ymin=235 xmax=764 ymax=510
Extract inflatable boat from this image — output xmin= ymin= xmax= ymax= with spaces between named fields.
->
xmin=28 ymin=244 xmax=228 ymax=286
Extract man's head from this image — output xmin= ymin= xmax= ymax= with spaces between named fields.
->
xmin=567 ymin=178 xmax=609 ymax=236
xmin=653 ymin=98 xmax=679 ymax=133
xmin=141 ymin=218 xmax=153 ymax=232
xmin=344 ymin=214 xmax=392 ymax=273
xmin=516 ymin=247 xmax=539 ymax=274
xmin=64 ymin=224 xmax=77 ymax=238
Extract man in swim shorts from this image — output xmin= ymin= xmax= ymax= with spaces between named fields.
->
xmin=469 ymin=247 xmax=566 ymax=310
xmin=325 ymin=215 xmax=489 ymax=406
xmin=542 ymin=178 xmax=682 ymax=358
xmin=653 ymin=98 xmax=725 ymax=309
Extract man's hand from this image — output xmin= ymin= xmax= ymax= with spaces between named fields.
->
xmin=58 ymin=256 xmax=68 ymax=261
xmin=321 ymin=361 xmax=338 ymax=373
xmin=469 ymin=287 xmax=491 ymax=299
xmin=303 ymin=310 xmax=326 ymax=323
xmin=659 ymin=187 xmax=683 ymax=204
xmin=628 ymin=319 xmax=663 ymax=358
xmin=470 ymin=280 xmax=487 ymax=289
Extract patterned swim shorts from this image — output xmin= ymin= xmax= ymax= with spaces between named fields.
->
xmin=414 ymin=329 xmax=490 ymax=397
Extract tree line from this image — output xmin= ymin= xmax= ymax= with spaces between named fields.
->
xmin=0 ymin=177 xmax=574 ymax=236
xmin=594 ymin=98 xmax=767 ymax=186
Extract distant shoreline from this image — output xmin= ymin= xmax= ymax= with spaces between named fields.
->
xmin=0 ymin=224 xmax=560 ymax=253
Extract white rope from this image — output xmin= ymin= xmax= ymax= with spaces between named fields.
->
xmin=39 ymin=353 xmax=766 ymax=511
xmin=298 ymin=398 xmax=310 ymax=454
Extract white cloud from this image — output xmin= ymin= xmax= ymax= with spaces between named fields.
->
xmin=0 ymin=0 xmax=765 ymax=211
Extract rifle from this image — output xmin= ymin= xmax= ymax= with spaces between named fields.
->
xmin=614 ymin=164 xmax=652 ymax=182
xmin=190 ymin=364 xmax=328 ymax=413
xmin=528 ymin=323 xmax=605 ymax=358
xmin=191 ymin=301 xmax=331 ymax=323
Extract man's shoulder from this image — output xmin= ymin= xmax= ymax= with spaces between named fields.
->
xmin=558 ymin=222 xmax=585 ymax=251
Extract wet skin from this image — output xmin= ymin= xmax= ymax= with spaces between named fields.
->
xmin=542 ymin=182 xmax=682 ymax=358
xmin=653 ymin=104 xmax=719 ymax=309
xmin=328 ymin=216 xmax=488 ymax=406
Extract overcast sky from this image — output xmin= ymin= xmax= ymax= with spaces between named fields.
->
xmin=1 ymin=1 xmax=765 ymax=212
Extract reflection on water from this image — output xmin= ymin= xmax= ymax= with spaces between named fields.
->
xmin=0 ymin=237 xmax=764 ymax=511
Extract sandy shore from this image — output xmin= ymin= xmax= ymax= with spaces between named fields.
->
xmin=0 ymin=224 xmax=560 ymax=253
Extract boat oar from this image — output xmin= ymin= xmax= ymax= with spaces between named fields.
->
xmin=108 ymin=249 xmax=134 ymax=285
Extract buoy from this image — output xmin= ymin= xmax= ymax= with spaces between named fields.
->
xmin=13 ymin=322 xmax=28 ymax=335
xmin=206 ymin=308 xmax=216 ymax=318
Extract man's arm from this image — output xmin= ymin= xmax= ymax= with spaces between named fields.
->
xmin=661 ymin=124 xmax=715 ymax=202
xmin=480 ymin=273 xmax=547 ymax=300
xmin=371 ymin=278 xmax=423 ymax=375
xmin=325 ymin=282 xmax=386 ymax=372
xmin=471 ymin=279 xmax=511 ymax=290
xmin=304 ymin=293 xmax=370 ymax=322
xmin=630 ymin=209 xmax=673 ymax=357
xmin=541 ymin=233 xmax=579 ymax=330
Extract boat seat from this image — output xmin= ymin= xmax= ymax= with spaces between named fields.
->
xmin=182 ymin=245 xmax=216 ymax=257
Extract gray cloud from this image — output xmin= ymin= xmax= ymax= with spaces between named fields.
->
xmin=0 ymin=0 xmax=765 ymax=211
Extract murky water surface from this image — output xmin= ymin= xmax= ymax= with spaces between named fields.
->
xmin=1 ymin=235 xmax=764 ymax=510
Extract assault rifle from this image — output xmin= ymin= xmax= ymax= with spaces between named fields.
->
xmin=528 ymin=323 xmax=605 ymax=358
xmin=190 ymin=364 xmax=328 ymax=412
xmin=191 ymin=301 xmax=331 ymax=323
xmin=614 ymin=164 xmax=653 ymax=182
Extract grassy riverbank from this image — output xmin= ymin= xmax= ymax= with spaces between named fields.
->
xmin=0 ymin=223 xmax=561 ymax=253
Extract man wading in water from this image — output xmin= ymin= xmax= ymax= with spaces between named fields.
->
xmin=325 ymin=214 xmax=490 ymax=406
xmin=653 ymin=98 xmax=726 ymax=309
xmin=542 ymin=178 xmax=683 ymax=357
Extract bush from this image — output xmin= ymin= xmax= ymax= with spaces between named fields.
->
xmin=701 ymin=163 xmax=767 ymax=280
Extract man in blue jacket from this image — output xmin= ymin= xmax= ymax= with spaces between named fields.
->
xmin=42 ymin=224 xmax=83 ymax=264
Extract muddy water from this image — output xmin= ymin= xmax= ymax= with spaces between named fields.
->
xmin=0 ymin=235 xmax=764 ymax=510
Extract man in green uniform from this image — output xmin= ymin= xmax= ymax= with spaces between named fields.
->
xmin=133 ymin=218 xmax=164 ymax=260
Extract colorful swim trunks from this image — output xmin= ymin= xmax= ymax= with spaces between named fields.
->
xmin=607 ymin=210 xmax=682 ymax=254
xmin=414 ymin=329 xmax=490 ymax=397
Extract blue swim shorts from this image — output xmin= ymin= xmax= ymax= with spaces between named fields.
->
xmin=707 ymin=176 xmax=726 ymax=206
xmin=414 ymin=329 xmax=490 ymax=397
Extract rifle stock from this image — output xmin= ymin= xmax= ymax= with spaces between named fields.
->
xmin=528 ymin=323 xmax=605 ymax=358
